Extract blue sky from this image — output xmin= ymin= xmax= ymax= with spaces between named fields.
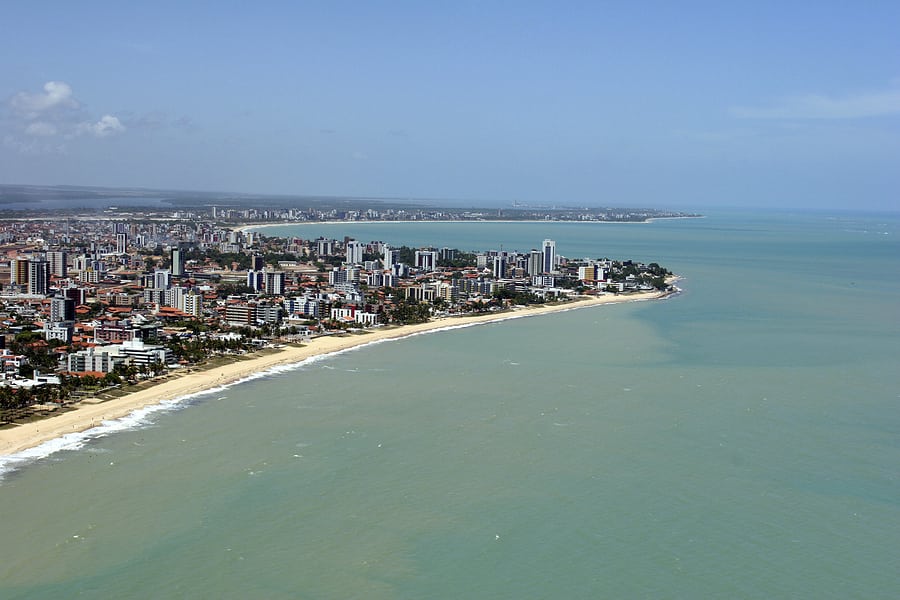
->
xmin=1 ymin=1 xmax=898 ymax=210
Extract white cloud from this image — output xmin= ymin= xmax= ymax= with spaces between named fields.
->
xmin=25 ymin=121 xmax=58 ymax=136
xmin=77 ymin=115 xmax=126 ymax=138
xmin=3 ymin=82 xmax=126 ymax=151
xmin=9 ymin=81 xmax=78 ymax=118
xmin=731 ymin=88 xmax=900 ymax=119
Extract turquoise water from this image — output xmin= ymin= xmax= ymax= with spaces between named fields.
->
xmin=1 ymin=210 xmax=898 ymax=598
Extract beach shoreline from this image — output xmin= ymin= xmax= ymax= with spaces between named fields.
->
xmin=0 ymin=288 xmax=676 ymax=459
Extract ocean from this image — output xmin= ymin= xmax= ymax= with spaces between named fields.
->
xmin=1 ymin=210 xmax=898 ymax=598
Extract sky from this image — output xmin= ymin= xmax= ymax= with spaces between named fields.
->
xmin=1 ymin=1 xmax=898 ymax=211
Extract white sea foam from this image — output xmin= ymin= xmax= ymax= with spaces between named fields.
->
xmin=0 ymin=352 xmax=350 ymax=478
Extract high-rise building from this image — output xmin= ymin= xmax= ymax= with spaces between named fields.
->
xmin=247 ymin=270 xmax=264 ymax=292
xmin=250 ymin=254 xmax=265 ymax=271
xmin=10 ymin=257 xmax=30 ymax=285
xmin=578 ymin=265 xmax=599 ymax=282
xmin=171 ymin=248 xmax=184 ymax=276
xmin=346 ymin=240 xmax=364 ymax=264
xmin=225 ymin=304 xmax=256 ymax=326
xmin=439 ymin=247 xmax=457 ymax=262
xmin=165 ymin=286 xmax=185 ymax=309
xmin=47 ymin=251 xmax=68 ymax=277
xmin=316 ymin=238 xmax=335 ymax=256
xmin=181 ymin=292 xmax=203 ymax=318
xmin=492 ymin=255 xmax=508 ymax=279
xmin=116 ymin=232 xmax=128 ymax=255
xmin=382 ymin=246 xmax=395 ymax=268
xmin=328 ymin=268 xmax=348 ymax=286
xmin=264 ymin=270 xmax=285 ymax=295
xmin=28 ymin=260 xmax=50 ymax=296
xmin=528 ymin=250 xmax=543 ymax=276
xmin=415 ymin=250 xmax=438 ymax=271
xmin=50 ymin=296 xmax=75 ymax=323
xmin=63 ymin=286 xmax=86 ymax=305
xmin=541 ymin=239 xmax=556 ymax=273
xmin=50 ymin=296 xmax=76 ymax=322
xmin=153 ymin=269 xmax=172 ymax=290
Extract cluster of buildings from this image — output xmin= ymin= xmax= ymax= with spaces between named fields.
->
xmin=0 ymin=214 xmax=667 ymax=390
xmin=208 ymin=205 xmax=696 ymax=224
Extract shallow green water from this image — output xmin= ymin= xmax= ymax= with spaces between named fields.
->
xmin=1 ymin=210 xmax=898 ymax=598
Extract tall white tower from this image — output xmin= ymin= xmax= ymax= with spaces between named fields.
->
xmin=346 ymin=240 xmax=364 ymax=264
xmin=383 ymin=246 xmax=395 ymax=267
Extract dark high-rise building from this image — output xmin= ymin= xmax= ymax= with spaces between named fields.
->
xmin=28 ymin=260 xmax=50 ymax=296
xmin=50 ymin=296 xmax=76 ymax=322
xmin=542 ymin=239 xmax=556 ymax=273
xmin=171 ymin=247 xmax=184 ymax=276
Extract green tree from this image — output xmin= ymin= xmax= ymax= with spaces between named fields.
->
xmin=102 ymin=372 xmax=122 ymax=387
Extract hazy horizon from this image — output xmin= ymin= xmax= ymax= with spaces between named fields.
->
xmin=2 ymin=3 xmax=898 ymax=211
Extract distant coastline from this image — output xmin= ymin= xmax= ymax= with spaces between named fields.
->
xmin=240 ymin=215 xmax=705 ymax=232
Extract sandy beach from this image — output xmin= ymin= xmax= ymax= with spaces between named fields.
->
xmin=0 ymin=288 xmax=675 ymax=458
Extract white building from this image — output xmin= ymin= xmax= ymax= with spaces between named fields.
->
xmin=382 ymin=246 xmax=395 ymax=267
xmin=181 ymin=292 xmax=203 ymax=317
xmin=329 ymin=306 xmax=379 ymax=326
xmin=153 ymin=269 xmax=172 ymax=290
xmin=346 ymin=240 xmax=364 ymax=264
xmin=47 ymin=251 xmax=68 ymax=277
xmin=117 ymin=339 xmax=173 ymax=366
xmin=116 ymin=232 xmax=128 ymax=254
xmin=247 ymin=269 xmax=264 ymax=291
xmin=287 ymin=297 xmax=320 ymax=318
xmin=415 ymin=250 xmax=439 ymax=271
xmin=43 ymin=321 xmax=73 ymax=343
xmin=264 ymin=270 xmax=285 ymax=295
xmin=66 ymin=347 xmax=119 ymax=374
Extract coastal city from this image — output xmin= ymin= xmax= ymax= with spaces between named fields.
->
xmin=0 ymin=207 xmax=676 ymax=421
xmin=2 ymin=6 xmax=896 ymax=597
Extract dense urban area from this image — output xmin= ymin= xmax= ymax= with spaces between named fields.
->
xmin=0 ymin=206 xmax=676 ymax=419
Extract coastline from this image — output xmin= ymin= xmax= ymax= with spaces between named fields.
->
xmin=238 ymin=216 xmax=704 ymax=232
xmin=0 ymin=288 xmax=676 ymax=460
